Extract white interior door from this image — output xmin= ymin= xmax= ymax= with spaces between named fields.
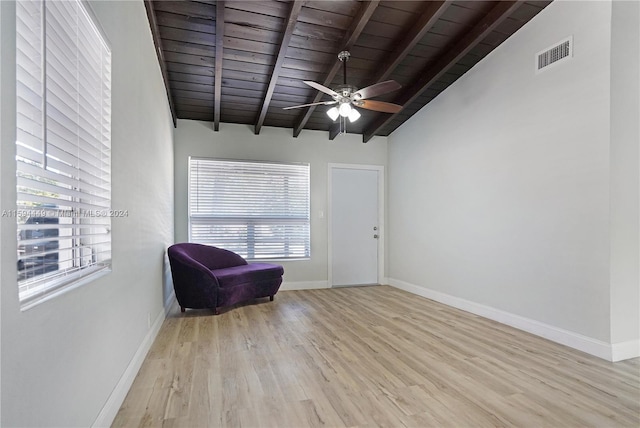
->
xmin=331 ymin=167 xmax=380 ymax=286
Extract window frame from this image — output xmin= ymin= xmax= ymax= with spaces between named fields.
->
xmin=15 ymin=0 xmax=112 ymax=308
xmin=188 ymin=157 xmax=311 ymax=261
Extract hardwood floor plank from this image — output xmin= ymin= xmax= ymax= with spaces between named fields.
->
xmin=163 ymin=342 xmax=194 ymax=420
xmin=114 ymin=286 xmax=640 ymax=427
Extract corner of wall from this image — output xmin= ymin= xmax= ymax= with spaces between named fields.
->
xmin=0 ymin=1 xmax=17 ymax=423
xmin=611 ymin=340 xmax=640 ymax=362
xmin=609 ymin=0 xmax=640 ymax=349
xmin=0 ymin=3 xmax=3 ymax=424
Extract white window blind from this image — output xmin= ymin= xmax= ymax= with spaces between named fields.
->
xmin=189 ymin=158 xmax=310 ymax=259
xmin=16 ymin=0 xmax=112 ymax=304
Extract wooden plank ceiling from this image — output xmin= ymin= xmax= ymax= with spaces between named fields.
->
xmin=146 ymin=0 xmax=551 ymax=142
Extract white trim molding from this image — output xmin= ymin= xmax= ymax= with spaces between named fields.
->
xmin=92 ymin=308 xmax=166 ymax=427
xmin=280 ymin=280 xmax=329 ymax=291
xmin=611 ymin=340 xmax=640 ymax=362
xmin=387 ymin=278 xmax=638 ymax=362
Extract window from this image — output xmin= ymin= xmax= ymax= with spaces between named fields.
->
xmin=16 ymin=0 xmax=112 ymax=304
xmin=189 ymin=158 xmax=310 ymax=260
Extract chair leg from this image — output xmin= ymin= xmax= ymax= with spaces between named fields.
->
xmin=269 ymin=295 xmax=274 ymax=302
xmin=180 ymin=306 xmax=185 ymax=313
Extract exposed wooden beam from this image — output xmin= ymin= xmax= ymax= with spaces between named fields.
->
xmin=372 ymin=1 xmax=452 ymax=83
xmin=254 ymin=0 xmax=303 ymax=135
xmin=214 ymin=0 xmax=225 ymax=131
xmin=328 ymin=122 xmax=341 ymax=140
xmin=362 ymin=1 xmax=523 ymax=143
xmin=144 ymin=0 xmax=177 ymax=127
xmin=293 ymin=0 xmax=380 ymax=138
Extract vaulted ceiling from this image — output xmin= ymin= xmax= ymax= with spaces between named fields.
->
xmin=145 ymin=0 xmax=551 ymax=142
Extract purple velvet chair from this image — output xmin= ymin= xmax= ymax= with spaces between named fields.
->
xmin=167 ymin=243 xmax=284 ymax=315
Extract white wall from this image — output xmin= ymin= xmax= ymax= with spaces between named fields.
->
xmin=609 ymin=0 xmax=640 ymax=358
xmin=0 ymin=1 xmax=6 ymax=424
xmin=387 ymin=0 xmax=638 ymax=359
xmin=174 ymin=120 xmax=387 ymax=287
xmin=0 ymin=1 xmax=174 ymax=426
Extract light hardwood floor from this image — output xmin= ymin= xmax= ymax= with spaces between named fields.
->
xmin=113 ymin=286 xmax=640 ymax=427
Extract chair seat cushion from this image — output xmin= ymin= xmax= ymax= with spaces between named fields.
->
xmin=213 ymin=263 xmax=284 ymax=288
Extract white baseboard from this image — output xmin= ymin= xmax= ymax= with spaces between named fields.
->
xmin=387 ymin=278 xmax=635 ymax=362
xmin=92 ymin=308 xmax=166 ymax=427
xmin=611 ymin=339 xmax=640 ymax=362
xmin=280 ymin=280 xmax=329 ymax=291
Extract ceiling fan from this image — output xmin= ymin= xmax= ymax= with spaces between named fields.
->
xmin=283 ymin=51 xmax=403 ymax=124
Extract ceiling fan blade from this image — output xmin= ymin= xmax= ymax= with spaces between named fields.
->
xmin=303 ymin=81 xmax=339 ymax=98
xmin=354 ymin=80 xmax=401 ymax=100
xmin=282 ymin=100 xmax=337 ymax=110
xmin=359 ymin=100 xmax=403 ymax=114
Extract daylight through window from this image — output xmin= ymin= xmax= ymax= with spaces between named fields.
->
xmin=189 ymin=158 xmax=310 ymax=260
xmin=16 ymin=0 xmax=112 ymax=304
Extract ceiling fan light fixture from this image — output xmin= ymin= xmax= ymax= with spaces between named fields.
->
xmin=283 ymin=51 xmax=402 ymax=131
xmin=348 ymin=108 xmax=361 ymax=123
xmin=327 ymin=106 xmax=339 ymax=121
xmin=338 ymin=102 xmax=352 ymax=117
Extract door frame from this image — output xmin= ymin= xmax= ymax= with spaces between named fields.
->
xmin=328 ymin=163 xmax=385 ymax=287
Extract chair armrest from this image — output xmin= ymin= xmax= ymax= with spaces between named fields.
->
xmin=168 ymin=253 xmax=220 ymax=309
xmin=176 ymin=257 xmax=219 ymax=286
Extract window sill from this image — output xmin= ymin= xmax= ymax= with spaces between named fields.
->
xmin=20 ymin=267 xmax=111 ymax=312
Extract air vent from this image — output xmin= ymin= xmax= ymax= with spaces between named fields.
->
xmin=536 ymin=36 xmax=573 ymax=72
